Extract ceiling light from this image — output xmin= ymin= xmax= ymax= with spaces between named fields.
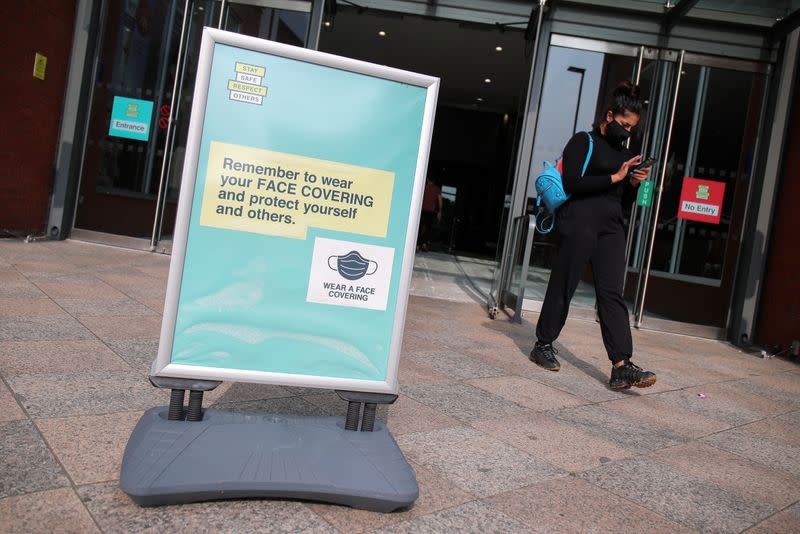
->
xmin=495 ymin=46 xmax=503 ymax=52
xmin=324 ymin=21 xmax=331 ymax=27
xmin=477 ymin=97 xmax=484 ymax=102
xmin=378 ymin=31 xmax=387 ymax=37
xmin=484 ymin=78 xmax=492 ymax=84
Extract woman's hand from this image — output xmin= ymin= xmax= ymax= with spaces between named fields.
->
xmin=630 ymin=164 xmax=651 ymax=185
xmin=611 ymin=155 xmax=641 ymax=184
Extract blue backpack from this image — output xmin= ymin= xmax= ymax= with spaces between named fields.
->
xmin=534 ymin=132 xmax=594 ymax=233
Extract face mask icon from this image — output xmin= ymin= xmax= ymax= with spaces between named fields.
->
xmin=328 ymin=251 xmax=378 ymax=281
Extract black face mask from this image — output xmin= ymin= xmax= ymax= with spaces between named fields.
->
xmin=605 ymin=120 xmax=631 ymax=146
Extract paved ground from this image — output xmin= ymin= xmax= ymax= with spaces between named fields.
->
xmin=1 ymin=239 xmax=799 ymax=533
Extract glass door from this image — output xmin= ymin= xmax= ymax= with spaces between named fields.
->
xmin=631 ymin=54 xmax=769 ymax=335
xmin=73 ymin=0 xmax=314 ymax=250
xmin=73 ymin=0 xmax=190 ymax=245
xmin=501 ymin=35 xmax=648 ymax=319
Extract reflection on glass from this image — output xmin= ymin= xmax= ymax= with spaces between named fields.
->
xmin=522 ymin=45 xmax=636 ymax=308
xmin=638 ymin=61 xmax=766 ymax=328
xmin=648 ymin=64 xmax=701 ymax=275
xmin=156 ymin=2 xmax=312 ymax=242
xmin=223 ymin=3 xmax=309 ymax=45
xmin=647 ymin=67 xmax=758 ymax=281
xmin=675 ymin=68 xmax=754 ymax=279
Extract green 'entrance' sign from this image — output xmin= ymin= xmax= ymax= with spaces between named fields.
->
xmin=637 ymin=180 xmax=654 ymax=207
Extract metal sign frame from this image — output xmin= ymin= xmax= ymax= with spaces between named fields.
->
xmin=151 ymin=27 xmax=439 ymax=394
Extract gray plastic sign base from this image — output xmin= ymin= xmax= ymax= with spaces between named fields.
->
xmin=120 ymin=407 xmax=419 ymax=512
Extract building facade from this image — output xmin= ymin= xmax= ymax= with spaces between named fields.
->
xmin=3 ymin=0 xmax=799 ymax=352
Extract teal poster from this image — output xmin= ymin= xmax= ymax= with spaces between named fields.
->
xmin=108 ymin=96 xmax=153 ymax=141
xmin=155 ymin=31 xmax=437 ymax=392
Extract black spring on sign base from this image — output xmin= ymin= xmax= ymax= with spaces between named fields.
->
xmin=187 ymin=390 xmax=204 ymax=422
xmin=345 ymin=401 xmax=360 ymax=431
xmin=361 ymin=403 xmax=377 ymax=432
xmin=168 ymin=389 xmax=185 ymax=420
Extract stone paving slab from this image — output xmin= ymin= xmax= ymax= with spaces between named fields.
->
xmin=465 ymin=375 xmax=587 ymax=411
xmin=701 ymin=425 xmax=800 ymax=478
xmin=0 ymin=281 xmax=47 ymax=299
xmin=368 ymin=500 xmax=531 ymax=534
xmin=35 ymin=411 xmax=145 ymax=486
xmin=0 ymin=381 xmax=26 ymax=423
xmin=578 ymin=456 xmax=775 ymax=532
xmin=77 ymin=316 xmax=162 ymax=342
xmin=0 ymin=420 xmax=70 ymax=499
xmin=0 ymin=297 xmax=65 ymax=317
xmin=308 ymin=462 xmax=474 ymax=534
xmin=0 ymin=340 xmax=131 ymax=376
xmin=1 ymin=240 xmax=799 ymax=533
xmin=649 ymin=442 xmax=800 ymax=510
xmin=407 ymin=351 xmax=507 ymax=380
xmin=485 ymin=477 xmax=695 ymax=533
xmin=7 ymin=370 xmax=165 ymax=418
xmin=76 ymin=482 xmax=338 ymax=534
xmin=0 ymin=488 xmax=100 ymax=534
xmin=603 ymin=394 xmax=732 ymax=439
xmin=473 ymin=412 xmax=635 ymax=473
xmin=746 ymin=501 xmax=800 ymax=534
xmin=397 ymin=426 xmax=565 ymax=497
xmin=55 ymin=297 xmax=157 ymax=317
xmin=552 ymin=404 xmax=688 ymax=453
xmin=400 ymin=382 xmax=529 ymax=423
xmin=104 ymin=340 xmax=161 ymax=372
xmin=648 ymin=386 xmax=774 ymax=427
xmin=0 ymin=316 xmax=96 ymax=341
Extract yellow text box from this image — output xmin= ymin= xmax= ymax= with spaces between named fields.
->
xmin=227 ymin=80 xmax=267 ymax=96
xmin=234 ymin=62 xmax=266 ymax=77
xmin=199 ymin=141 xmax=395 ymax=240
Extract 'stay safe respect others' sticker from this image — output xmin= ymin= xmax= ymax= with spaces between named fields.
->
xmin=307 ymin=237 xmax=395 ymax=311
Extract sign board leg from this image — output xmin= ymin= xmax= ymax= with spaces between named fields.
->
xmin=168 ymin=389 xmax=185 ymax=421
xmin=336 ymin=390 xmax=397 ymax=431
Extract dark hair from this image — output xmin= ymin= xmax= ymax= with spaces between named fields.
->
xmin=606 ymin=80 xmax=643 ymax=118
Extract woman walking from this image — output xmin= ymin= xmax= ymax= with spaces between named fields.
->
xmin=530 ymin=81 xmax=656 ymax=390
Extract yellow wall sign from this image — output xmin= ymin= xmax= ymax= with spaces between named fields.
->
xmin=199 ymin=141 xmax=395 ymax=240
xmin=33 ymin=53 xmax=47 ymax=80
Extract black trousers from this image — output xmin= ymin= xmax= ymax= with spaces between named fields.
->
xmin=535 ymin=196 xmax=632 ymax=363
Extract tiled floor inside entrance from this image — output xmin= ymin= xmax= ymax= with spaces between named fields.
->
xmin=2 ymin=239 xmax=799 ymax=533
xmin=410 ymin=251 xmax=597 ymax=312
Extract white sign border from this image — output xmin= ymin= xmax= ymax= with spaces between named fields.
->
xmin=150 ymin=28 xmax=439 ymax=395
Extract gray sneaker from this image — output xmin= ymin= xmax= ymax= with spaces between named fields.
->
xmin=530 ymin=342 xmax=560 ymax=371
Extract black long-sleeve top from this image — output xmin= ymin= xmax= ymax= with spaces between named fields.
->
xmin=562 ymin=127 xmax=639 ymax=205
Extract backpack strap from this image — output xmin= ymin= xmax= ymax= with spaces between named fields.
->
xmin=580 ymin=131 xmax=593 ymax=177
xmin=537 ymin=209 xmax=555 ymax=233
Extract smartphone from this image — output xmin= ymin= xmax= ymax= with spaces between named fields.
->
xmin=632 ymin=157 xmax=657 ymax=173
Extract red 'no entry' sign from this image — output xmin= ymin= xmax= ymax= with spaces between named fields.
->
xmin=678 ymin=177 xmax=726 ymax=224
